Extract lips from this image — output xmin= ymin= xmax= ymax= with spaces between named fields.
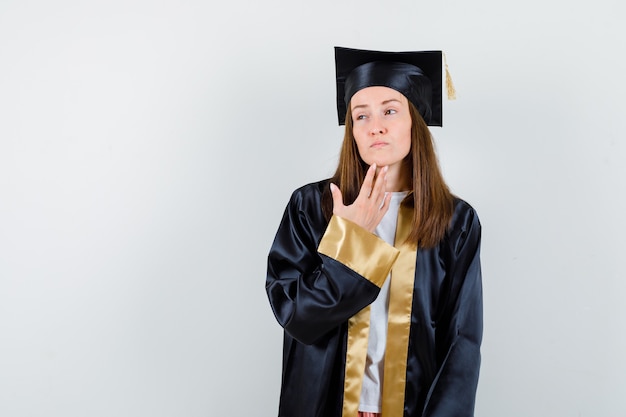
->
xmin=371 ymin=141 xmax=389 ymax=148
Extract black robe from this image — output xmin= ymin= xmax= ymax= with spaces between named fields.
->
xmin=266 ymin=180 xmax=482 ymax=417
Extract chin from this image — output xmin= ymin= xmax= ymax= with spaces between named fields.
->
xmin=370 ymin=159 xmax=399 ymax=168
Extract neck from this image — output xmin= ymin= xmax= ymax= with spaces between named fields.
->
xmin=377 ymin=164 xmax=410 ymax=192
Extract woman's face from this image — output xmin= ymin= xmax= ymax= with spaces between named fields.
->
xmin=350 ymin=86 xmax=412 ymax=171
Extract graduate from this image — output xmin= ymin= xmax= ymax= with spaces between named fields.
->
xmin=266 ymin=46 xmax=483 ymax=417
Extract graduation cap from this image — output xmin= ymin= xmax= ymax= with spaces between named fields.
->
xmin=335 ymin=46 xmax=454 ymax=127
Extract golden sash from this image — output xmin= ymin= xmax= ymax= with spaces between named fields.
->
xmin=340 ymin=205 xmax=416 ymax=417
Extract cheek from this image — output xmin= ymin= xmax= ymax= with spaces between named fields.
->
xmin=352 ymin=129 xmax=369 ymax=154
xmin=399 ymin=126 xmax=412 ymax=155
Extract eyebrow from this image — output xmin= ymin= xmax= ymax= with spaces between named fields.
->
xmin=351 ymin=98 xmax=402 ymax=112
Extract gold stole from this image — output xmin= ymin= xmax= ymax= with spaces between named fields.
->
xmin=342 ymin=205 xmax=417 ymax=417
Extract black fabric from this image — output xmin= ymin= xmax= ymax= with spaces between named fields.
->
xmin=266 ymin=180 xmax=483 ymax=417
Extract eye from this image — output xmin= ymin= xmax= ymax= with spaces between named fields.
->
xmin=354 ymin=114 xmax=367 ymax=121
xmin=384 ymin=109 xmax=397 ymax=115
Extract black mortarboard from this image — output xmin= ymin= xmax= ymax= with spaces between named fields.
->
xmin=335 ymin=46 xmax=444 ymax=126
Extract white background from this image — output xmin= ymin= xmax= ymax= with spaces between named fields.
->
xmin=1 ymin=0 xmax=625 ymax=416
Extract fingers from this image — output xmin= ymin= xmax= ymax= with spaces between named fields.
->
xmin=330 ymin=165 xmax=390 ymax=232
xmin=359 ymin=164 xmax=388 ymax=200
xmin=369 ymin=165 xmax=388 ymax=204
xmin=358 ymin=165 xmax=389 ymax=231
xmin=329 ymin=183 xmax=343 ymax=213
xmin=377 ymin=191 xmax=392 ymax=219
xmin=359 ymin=164 xmax=377 ymax=199
xmin=365 ymin=190 xmax=391 ymax=232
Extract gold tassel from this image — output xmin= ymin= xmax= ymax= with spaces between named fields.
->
xmin=443 ymin=52 xmax=456 ymax=100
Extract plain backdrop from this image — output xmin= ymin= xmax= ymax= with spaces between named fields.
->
xmin=1 ymin=0 xmax=625 ymax=416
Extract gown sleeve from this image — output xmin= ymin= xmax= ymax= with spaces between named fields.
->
xmin=266 ymin=184 xmax=399 ymax=345
xmin=423 ymin=204 xmax=483 ymax=417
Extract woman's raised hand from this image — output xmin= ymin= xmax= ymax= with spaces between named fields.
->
xmin=330 ymin=164 xmax=392 ymax=233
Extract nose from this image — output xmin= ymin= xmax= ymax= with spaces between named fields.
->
xmin=369 ymin=115 xmax=387 ymax=135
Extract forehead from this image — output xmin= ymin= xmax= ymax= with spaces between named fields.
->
xmin=350 ymin=86 xmax=408 ymax=107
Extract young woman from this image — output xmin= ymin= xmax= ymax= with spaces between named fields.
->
xmin=266 ymin=47 xmax=483 ymax=417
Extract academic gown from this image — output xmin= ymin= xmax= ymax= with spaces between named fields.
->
xmin=266 ymin=180 xmax=482 ymax=417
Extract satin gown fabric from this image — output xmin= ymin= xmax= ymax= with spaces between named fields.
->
xmin=266 ymin=180 xmax=483 ymax=417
